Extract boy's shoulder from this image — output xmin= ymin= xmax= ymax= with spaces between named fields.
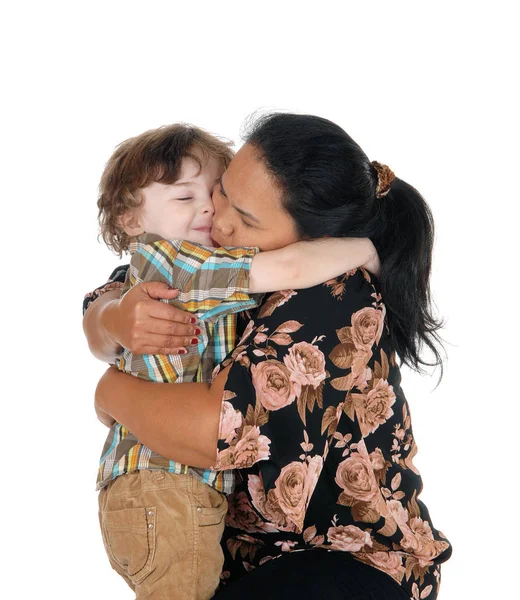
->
xmin=130 ymin=234 xmax=258 ymax=263
xmin=130 ymin=233 xmax=183 ymax=253
xmin=130 ymin=233 xmax=217 ymax=251
xmin=129 ymin=234 xmax=216 ymax=262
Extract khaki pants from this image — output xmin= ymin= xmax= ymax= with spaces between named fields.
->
xmin=98 ymin=470 xmax=228 ymax=600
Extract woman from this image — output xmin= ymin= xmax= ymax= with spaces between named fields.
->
xmin=85 ymin=113 xmax=452 ymax=599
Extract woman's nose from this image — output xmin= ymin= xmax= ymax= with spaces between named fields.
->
xmin=213 ymin=215 xmax=233 ymax=237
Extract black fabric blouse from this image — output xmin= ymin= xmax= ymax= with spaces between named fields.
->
xmin=85 ymin=266 xmax=452 ymax=600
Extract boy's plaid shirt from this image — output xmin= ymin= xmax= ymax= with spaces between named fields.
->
xmin=92 ymin=233 xmax=261 ymax=492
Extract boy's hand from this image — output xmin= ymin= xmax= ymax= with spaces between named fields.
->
xmin=104 ymin=281 xmax=201 ymax=355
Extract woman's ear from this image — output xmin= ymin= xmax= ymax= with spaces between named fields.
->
xmin=118 ymin=210 xmax=145 ymax=236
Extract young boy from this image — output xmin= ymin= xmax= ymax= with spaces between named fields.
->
xmin=92 ymin=124 xmax=376 ymax=599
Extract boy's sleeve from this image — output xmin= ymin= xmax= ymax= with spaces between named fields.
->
xmin=126 ymin=239 xmax=177 ymax=288
xmin=135 ymin=239 xmax=264 ymax=321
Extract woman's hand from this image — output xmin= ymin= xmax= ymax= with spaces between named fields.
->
xmin=103 ymin=281 xmax=201 ymax=355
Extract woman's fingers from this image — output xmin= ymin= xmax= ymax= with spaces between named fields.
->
xmin=138 ymin=280 xmax=181 ymax=301
xmin=139 ymin=332 xmax=198 ymax=355
xmin=113 ymin=281 xmax=201 ymax=354
xmin=128 ymin=309 xmax=200 ymax=353
xmin=146 ymin=314 xmax=200 ymax=337
xmin=146 ymin=299 xmax=198 ymax=328
xmin=124 ymin=325 xmax=198 ymax=355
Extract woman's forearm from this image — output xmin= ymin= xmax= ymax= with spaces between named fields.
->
xmin=95 ymin=367 xmax=228 ymax=468
xmin=83 ymin=290 xmax=124 ymax=362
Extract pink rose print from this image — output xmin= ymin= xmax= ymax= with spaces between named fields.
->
xmin=247 ymin=456 xmax=323 ymax=535
xmin=387 ymin=499 xmax=410 ymax=526
xmin=233 ymin=426 xmax=271 ymax=468
xmin=351 ymin=307 xmax=384 ymax=351
xmin=385 ymin=503 xmax=451 ymax=567
xmin=215 ymin=426 xmax=271 ymax=470
xmin=270 ymin=456 xmax=323 ymax=533
xmin=226 ymin=491 xmax=278 ymax=533
xmin=248 ymin=474 xmax=296 ymax=532
xmin=369 ymin=447 xmax=386 ymax=471
xmin=358 ymin=379 xmax=396 ymax=436
xmin=251 ymin=359 xmax=299 ymax=411
xmin=327 ymin=525 xmax=373 ymax=552
xmin=356 ymin=551 xmax=405 ymax=582
xmin=407 ymin=518 xmax=450 ymax=567
xmin=218 ymin=401 xmax=243 ymax=444
xmin=272 ymin=461 xmax=308 ymax=532
xmin=283 ymin=342 xmax=327 ymax=389
xmin=335 ymin=440 xmax=379 ymax=503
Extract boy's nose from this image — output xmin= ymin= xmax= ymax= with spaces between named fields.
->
xmin=202 ymin=199 xmax=215 ymax=215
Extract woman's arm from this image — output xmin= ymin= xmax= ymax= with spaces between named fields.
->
xmin=249 ymin=238 xmax=379 ymax=293
xmin=83 ymin=281 xmax=201 ymax=359
xmin=95 ymin=365 xmax=230 ymax=468
xmin=83 ymin=290 xmax=125 ymax=362
xmin=84 ymin=238 xmax=377 ymax=359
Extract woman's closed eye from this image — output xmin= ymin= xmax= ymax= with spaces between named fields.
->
xmin=212 ymin=186 xmax=225 ymax=203
xmin=174 ymin=197 xmax=193 ymax=201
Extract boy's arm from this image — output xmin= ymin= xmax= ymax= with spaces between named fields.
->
xmin=249 ymin=237 xmax=379 ymax=293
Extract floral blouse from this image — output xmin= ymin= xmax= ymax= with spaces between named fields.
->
xmin=212 ymin=269 xmax=452 ymax=600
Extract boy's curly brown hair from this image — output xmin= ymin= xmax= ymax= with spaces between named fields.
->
xmin=98 ymin=124 xmax=234 ymax=256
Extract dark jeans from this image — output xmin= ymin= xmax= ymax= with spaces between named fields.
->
xmin=215 ymin=550 xmax=410 ymax=599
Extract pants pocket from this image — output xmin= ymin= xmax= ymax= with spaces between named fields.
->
xmin=194 ymin=487 xmax=228 ymax=600
xmin=100 ymin=505 xmax=157 ymax=586
xmin=197 ymin=487 xmax=228 ymax=527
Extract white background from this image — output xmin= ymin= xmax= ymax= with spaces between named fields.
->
xmin=2 ymin=1 xmax=518 ymax=598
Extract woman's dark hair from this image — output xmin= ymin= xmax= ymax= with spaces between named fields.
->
xmin=244 ymin=112 xmax=444 ymax=376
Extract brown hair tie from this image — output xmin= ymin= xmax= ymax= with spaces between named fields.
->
xmin=371 ymin=161 xmax=395 ymax=198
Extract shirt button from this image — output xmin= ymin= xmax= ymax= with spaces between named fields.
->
xmin=147 ymin=510 xmax=153 ymax=516
xmin=148 ymin=523 xmax=154 ymax=529
xmin=197 ymin=507 xmax=202 ymax=512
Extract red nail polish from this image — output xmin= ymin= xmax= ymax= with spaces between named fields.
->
xmin=194 ymin=328 xmax=202 ymax=335
xmin=191 ymin=338 xmax=198 ymax=345
xmin=179 ymin=349 xmax=187 ymax=355
xmin=190 ymin=317 xmax=197 ymax=324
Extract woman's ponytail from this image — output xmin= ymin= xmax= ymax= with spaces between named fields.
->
xmin=372 ymin=175 xmax=444 ymax=375
xmin=245 ymin=112 xmax=445 ymax=377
